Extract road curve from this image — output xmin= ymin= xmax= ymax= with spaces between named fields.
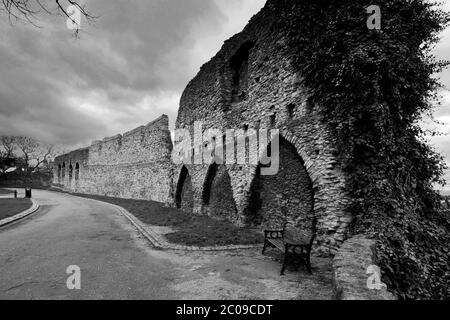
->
xmin=0 ymin=190 xmax=179 ymax=300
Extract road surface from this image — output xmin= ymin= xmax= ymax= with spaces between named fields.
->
xmin=0 ymin=190 xmax=332 ymax=300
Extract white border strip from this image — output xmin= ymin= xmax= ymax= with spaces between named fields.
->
xmin=0 ymin=198 xmax=40 ymax=228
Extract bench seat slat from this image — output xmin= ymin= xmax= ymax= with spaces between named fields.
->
xmin=267 ymin=239 xmax=285 ymax=251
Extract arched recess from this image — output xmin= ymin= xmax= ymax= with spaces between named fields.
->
xmin=75 ymin=163 xmax=80 ymax=182
xmin=62 ymin=162 xmax=66 ymax=183
xmin=57 ymin=164 xmax=62 ymax=184
xmin=175 ymin=166 xmax=194 ymax=214
xmin=202 ymin=163 xmax=237 ymax=220
xmin=245 ymin=135 xmax=315 ymax=234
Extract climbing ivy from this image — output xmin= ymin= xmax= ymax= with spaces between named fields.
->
xmin=277 ymin=0 xmax=450 ymax=299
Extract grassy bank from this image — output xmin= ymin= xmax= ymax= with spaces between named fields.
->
xmin=66 ymin=193 xmax=263 ymax=247
xmin=0 ymin=198 xmax=32 ymax=220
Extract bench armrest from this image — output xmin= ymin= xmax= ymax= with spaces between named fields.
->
xmin=264 ymin=230 xmax=284 ymax=239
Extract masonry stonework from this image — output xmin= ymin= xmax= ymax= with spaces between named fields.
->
xmin=245 ymin=137 xmax=315 ymax=234
xmin=54 ymin=115 xmax=173 ymax=203
xmin=173 ymin=0 xmax=352 ymax=255
xmin=202 ymin=164 xmax=238 ymax=220
xmin=333 ymin=236 xmax=396 ymax=300
xmin=175 ymin=166 xmax=195 ymax=214
xmin=54 ymin=0 xmax=353 ymax=256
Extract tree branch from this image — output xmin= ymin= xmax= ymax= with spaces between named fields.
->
xmin=0 ymin=0 xmax=97 ymax=36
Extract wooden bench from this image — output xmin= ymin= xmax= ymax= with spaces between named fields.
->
xmin=262 ymin=226 xmax=315 ymax=275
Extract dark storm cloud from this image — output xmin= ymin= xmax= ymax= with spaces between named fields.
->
xmin=0 ymin=0 xmax=448 ymax=187
xmin=0 ymin=0 xmax=265 ymax=146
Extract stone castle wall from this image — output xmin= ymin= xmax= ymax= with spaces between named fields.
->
xmin=54 ymin=0 xmax=354 ymax=255
xmin=173 ymin=0 xmax=352 ymax=255
xmin=53 ymin=115 xmax=173 ymax=203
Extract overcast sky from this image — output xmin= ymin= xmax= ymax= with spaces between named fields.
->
xmin=0 ymin=0 xmax=449 ymax=190
xmin=0 ymin=0 xmax=266 ymax=145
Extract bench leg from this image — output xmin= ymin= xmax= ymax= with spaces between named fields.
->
xmin=280 ymin=253 xmax=289 ymax=276
xmin=306 ymin=254 xmax=312 ymax=274
xmin=262 ymin=240 xmax=268 ymax=255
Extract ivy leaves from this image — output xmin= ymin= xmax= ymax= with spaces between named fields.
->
xmin=277 ymin=0 xmax=450 ymax=299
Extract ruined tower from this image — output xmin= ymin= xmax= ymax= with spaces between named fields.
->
xmin=173 ymin=0 xmax=352 ymax=255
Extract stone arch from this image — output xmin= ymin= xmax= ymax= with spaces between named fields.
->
xmin=202 ymin=163 xmax=237 ymax=220
xmin=175 ymin=165 xmax=194 ymax=213
xmin=62 ymin=162 xmax=66 ymax=184
xmin=202 ymin=164 xmax=217 ymax=205
xmin=245 ymin=135 xmax=315 ymax=234
xmin=243 ymin=129 xmax=351 ymax=254
xmin=69 ymin=163 xmax=73 ymax=186
xmin=75 ymin=163 xmax=80 ymax=182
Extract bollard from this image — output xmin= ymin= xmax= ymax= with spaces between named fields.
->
xmin=14 ymin=190 xmax=17 ymax=199
xmin=25 ymin=188 xmax=32 ymax=199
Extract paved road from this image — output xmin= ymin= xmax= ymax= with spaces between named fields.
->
xmin=0 ymin=190 xmax=333 ymax=300
xmin=0 ymin=190 xmax=179 ymax=299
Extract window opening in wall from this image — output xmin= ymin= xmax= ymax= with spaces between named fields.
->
xmin=287 ymin=104 xmax=295 ymax=118
xmin=306 ymin=97 xmax=314 ymax=113
xmin=230 ymin=41 xmax=254 ymax=103
xmin=270 ymin=114 xmax=276 ymax=127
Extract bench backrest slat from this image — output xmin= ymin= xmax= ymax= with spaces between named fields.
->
xmin=284 ymin=226 xmax=311 ymax=245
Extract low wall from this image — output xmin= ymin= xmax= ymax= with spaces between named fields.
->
xmin=333 ymin=235 xmax=396 ymax=300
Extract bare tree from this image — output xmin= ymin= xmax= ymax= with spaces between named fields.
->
xmin=1 ymin=0 xmax=96 ymax=36
xmin=14 ymin=136 xmax=56 ymax=172
xmin=14 ymin=136 xmax=37 ymax=170
xmin=0 ymin=147 xmax=8 ymax=175
xmin=31 ymin=144 xmax=55 ymax=172
xmin=0 ymin=136 xmax=18 ymax=175
xmin=0 ymin=136 xmax=16 ymax=158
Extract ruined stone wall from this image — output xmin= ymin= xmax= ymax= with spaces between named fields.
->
xmin=173 ymin=0 xmax=352 ymax=255
xmin=53 ymin=147 xmax=89 ymax=189
xmin=333 ymin=235 xmax=396 ymax=300
xmin=53 ymin=0 xmax=353 ymax=255
xmin=54 ymin=115 xmax=173 ymax=203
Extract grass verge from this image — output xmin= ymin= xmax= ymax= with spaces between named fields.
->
xmin=0 ymin=188 xmax=13 ymax=195
xmin=66 ymin=192 xmax=263 ymax=247
xmin=0 ymin=198 xmax=33 ymax=221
